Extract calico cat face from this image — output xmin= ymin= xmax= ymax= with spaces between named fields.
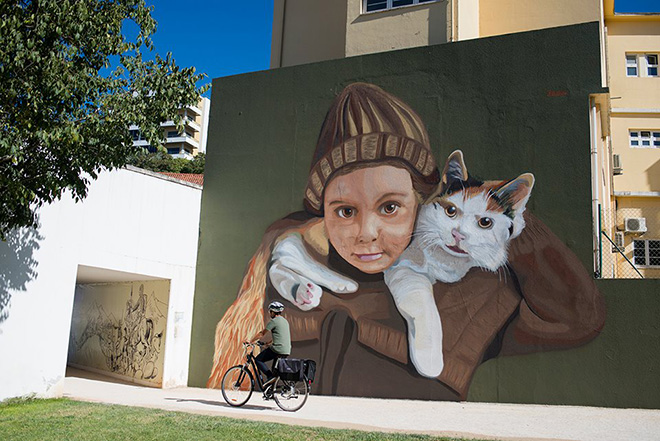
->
xmin=416 ymin=150 xmax=534 ymax=271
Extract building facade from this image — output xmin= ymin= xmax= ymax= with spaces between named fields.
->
xmin=0 ymin=167 xmax=202 ymax=400
xmin=130 ymin=96 xmax=211 ymax=159
xmin=604 ymin=6 xmax=660 ymax=278
xmin=271 ymin=0 xmax=602 ymax=68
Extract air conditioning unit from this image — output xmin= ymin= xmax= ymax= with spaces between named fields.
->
xmin=624 ymin=217 xmax=647 ymax=234
xmin=613 ymin=154 xmax=623 ymax=175
xmin=612 ymin=232 xmax=625 ymax=252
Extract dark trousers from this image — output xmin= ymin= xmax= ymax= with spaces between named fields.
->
xmin=255 ymin=347 xmax=287 ymax=380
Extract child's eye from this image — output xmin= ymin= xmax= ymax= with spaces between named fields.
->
xmin=336 ymin=207 xmax=355 ymax=219
xmin=444 ymin=204 xmax=457 ymax=218
xmin=478 ymin=217 xmax=493 ymax=229
xmin=380 ymin=202 xmax=400 ymax=215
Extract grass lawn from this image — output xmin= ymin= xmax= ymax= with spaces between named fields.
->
xmin=0 ymin=398 xmax=489 ymax=441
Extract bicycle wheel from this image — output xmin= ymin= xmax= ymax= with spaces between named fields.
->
xmin=221 ymin=365 xmax=254 ymax=407
xmin=272 ymin=376 xmax=309 ymax=412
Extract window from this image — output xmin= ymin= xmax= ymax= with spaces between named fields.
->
xmin=626 ymin=54 xmax=638 ymax=77
xmin=626 ymin=53 xmax=659 ymax=78
xmin=167 ymin=147 xmax=181 ymax=155
xmin=364 ymin=0 xmax=436 ymax=13
xmin=633 ymin=239 xmax=660 ymax=267
xmin=167 ymin=131 xmax=180 ymax=138
xmin=629 ymin=130 xmax=660 ymax=148
xmin=647 ymin=54 xmax=658 ymax=77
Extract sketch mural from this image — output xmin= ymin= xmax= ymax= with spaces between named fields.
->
xmin=206 ymin=83 xmax=606 ymax=400
xmin=69 ymin=280 xmax=169 ymax=386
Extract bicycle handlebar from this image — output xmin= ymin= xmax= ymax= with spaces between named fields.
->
xmin=242 ymin=341 xmax=268 ymax=349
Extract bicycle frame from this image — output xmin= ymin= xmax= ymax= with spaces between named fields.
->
xmin=240 ymin=344 xmax=270 ymax=392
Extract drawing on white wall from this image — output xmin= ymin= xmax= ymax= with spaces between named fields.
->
xmin=71 ymin=283 xmax=167 ymax=381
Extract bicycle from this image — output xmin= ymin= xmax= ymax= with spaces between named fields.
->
xmin=220 ymin=342 xmax=310 ymax=412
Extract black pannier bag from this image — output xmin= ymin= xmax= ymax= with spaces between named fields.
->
xmin=275 ymin=358 xmax=304 ymax=381
xmin=303 ymin=359 xmax=316 ymax=383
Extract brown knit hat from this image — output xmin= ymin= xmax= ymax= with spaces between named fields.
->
xmin=304 ymin=82 xmax=439 ymax=214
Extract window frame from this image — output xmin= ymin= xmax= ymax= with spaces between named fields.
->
xmin=626 ymin=54 xmax=638 ymax=77
xmin=363 ymin=0 xmax=438 ymax=14
xmin=625 ymin=53 xmax=660 ymax=78
xmin=633 ymin=239 xmax=660 ymax=268
xmin=647 ymin=54 xmax=658 ymax=77
xmin=629 ymin=130 xmax=660 ymax=148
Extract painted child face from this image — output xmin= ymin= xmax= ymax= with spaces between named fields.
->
xmin=323 ymin=165 xmax=418 ymax=274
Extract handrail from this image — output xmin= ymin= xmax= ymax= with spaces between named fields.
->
xmin=601 ymin=230 xmax=644 ymax=278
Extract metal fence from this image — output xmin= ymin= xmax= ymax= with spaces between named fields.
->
xmin=598 ymin=206 xmax=660 ymax=279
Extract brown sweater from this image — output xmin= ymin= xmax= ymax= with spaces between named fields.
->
xmin=265 ymin=212 xmax=605 ymax=400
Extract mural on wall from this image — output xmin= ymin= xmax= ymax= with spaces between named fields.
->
xmin=69 ymin=280 xmax=169 ymax=385
xmin=207 ymin=83 xmax=606 ymax=400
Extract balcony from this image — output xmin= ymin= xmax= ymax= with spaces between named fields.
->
xmin=160 ymin=118 xmax=201 ymax=133
xmin=186 ymin=104 xmax=202 ymax=116
xmin=165 ymin=134 xmax=200 ymax=150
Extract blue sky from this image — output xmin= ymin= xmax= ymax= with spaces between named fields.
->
xmin=144 ymin=0 xmax=658 ymax=95
xmin=146 ymin=1 xmax=274 ymax=94
xmin=615 ymin=0 xmax=660 ymax=13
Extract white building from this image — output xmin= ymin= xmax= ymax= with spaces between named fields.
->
xmin=130 ymin=96 xmax=211 ymax=159
xmin=0 ymin=166 xmax=202 ymax=400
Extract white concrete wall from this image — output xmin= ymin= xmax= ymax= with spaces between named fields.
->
xmin=457 ymin=0 xmax=479 ymax=41
xmin=199 ymin=96 xmax=211 ymax=154
xmin=0 ymin=167 xmax=201 ymax=401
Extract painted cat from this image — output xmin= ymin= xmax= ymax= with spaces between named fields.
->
xmin=268 ymin=150 xmax=534 ymax=378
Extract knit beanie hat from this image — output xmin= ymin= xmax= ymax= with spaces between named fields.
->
xmin=304 ymin=83 xmax=439 ymax=214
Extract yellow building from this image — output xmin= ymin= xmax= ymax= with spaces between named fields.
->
xmin=271 ymin=0 xmax=604 ymax=68
xmin=130 ymin=96 xmax=210 ymax=159
xmin=270 ymin=0 xmax=658 ymax=278
xmin=604 ymin=1 xmax=660 ymax=278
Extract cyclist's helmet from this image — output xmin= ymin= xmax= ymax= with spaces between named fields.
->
xmin=268 ymin=301 xmax=285 ymax=313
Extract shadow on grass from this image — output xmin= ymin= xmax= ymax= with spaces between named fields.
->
xmin=166 ymin=397 xmax=274 ymax=411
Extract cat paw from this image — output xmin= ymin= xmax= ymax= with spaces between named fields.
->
xmin=294 ymin=282 xmax=322 ymax=311
xmin=326 ymin=279 xmax=358 ymax=294
xmin=410 ymin=346 xmax=444 ymax=378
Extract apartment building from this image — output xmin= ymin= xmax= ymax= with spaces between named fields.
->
xmin=270 ymin=0 xmax=602 ymax=68
xmin=604 ymin=6 xmax=660 ymax=278
xmin=130 ymin=96 xmax=211 ymax=159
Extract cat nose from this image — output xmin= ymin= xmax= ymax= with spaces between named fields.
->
xmin=451 ymin=228 xmax=466 ymax=243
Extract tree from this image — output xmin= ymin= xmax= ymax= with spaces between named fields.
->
xmin=0 ymin=0 xmax=207 ymax=239
xmin=127 ymin=150 xmax=189 ymax=173
xmin=180 ymin=152 xmax=204 ymax=174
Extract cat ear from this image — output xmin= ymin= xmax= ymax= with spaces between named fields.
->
xmin=441 ymin=150 xmax=468 ymax=191
xmin=494 ymin=173 xmax=535 ymax=213
xmin=494 ymin=173 xmax=535 ymax=238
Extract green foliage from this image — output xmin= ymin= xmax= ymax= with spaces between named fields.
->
xmin=127 ymin=151 xmax=205 ymax=173
xmin=181 ymin=152 xmax=205 ymax=174
xmin=0 ymin=398 xmax=472 ymax=441
xmin=0 ymin=0 xmax=208 ymax=239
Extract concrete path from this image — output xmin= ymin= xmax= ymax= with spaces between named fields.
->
xmin=62 ymin=373 xmax=660 ymax=441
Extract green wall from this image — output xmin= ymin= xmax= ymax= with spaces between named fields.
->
xmin=191 ymin=22 xmax=660 ymax=408
xmin=469 ymin=280 xmax=660 ymax=408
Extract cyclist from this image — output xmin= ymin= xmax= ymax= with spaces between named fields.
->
xmin=247 ymin=301 xmax=291 ymax=387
